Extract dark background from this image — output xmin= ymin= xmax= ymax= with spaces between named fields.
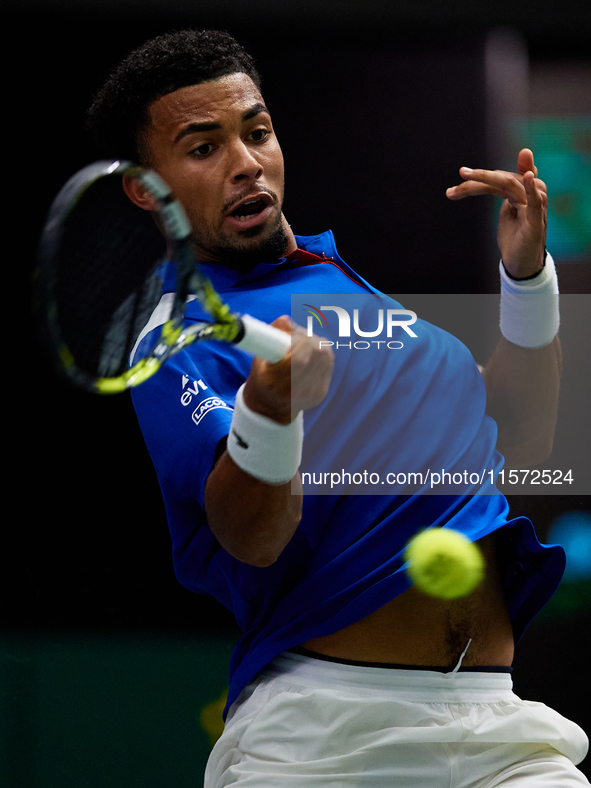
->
xmin=5 ymin=0 xmax=591 ymax=784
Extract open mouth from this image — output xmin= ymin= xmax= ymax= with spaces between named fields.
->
xmin=230 ymin=197 xmax=269 ymax=221
xmin=225 ymin=193 xmax=275 ymax=230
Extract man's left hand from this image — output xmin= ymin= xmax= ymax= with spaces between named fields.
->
xmin=446 ymin=148 xmax=547 ymax=279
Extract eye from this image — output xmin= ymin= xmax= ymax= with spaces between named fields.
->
xmin=248 ymin=128 xmax=270 ymax=143
xmin=190 ymin=142 xmax=216 ymax=158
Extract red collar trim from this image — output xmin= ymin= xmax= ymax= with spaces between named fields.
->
xmin=284 ymin=248 xmax=374 ymax=293
xmin=284 ymin=248 xmax=327 ymax=265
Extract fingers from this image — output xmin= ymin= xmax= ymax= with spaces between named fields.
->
xmin=270 ymin=315 xmax=294 ymax=334
xmin=446 ymin=148 xmax=544 ymax=204
xmin=523 ymin=169 xmax=548 ymax=219
xmin=523 ymin=169 xmax=544 ymax=202
xmin=446 ymin=167 xmax=547 ymax=206
xmin=517 ymin=147 xmax=538 ymax=177
xmin=249 ymin=316 xmax=335 ymax=416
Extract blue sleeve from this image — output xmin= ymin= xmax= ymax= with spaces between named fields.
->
xmin=130 ymin=346 xmax=235 ymax=509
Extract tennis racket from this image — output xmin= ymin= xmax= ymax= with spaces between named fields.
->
xmin=34 ymin=160 xmax=292 ymax=394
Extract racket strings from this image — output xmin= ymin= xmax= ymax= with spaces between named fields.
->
xmin=54 ymin=179 xmax=167 ymax=376
xmin=97 ymin=274 xmax=164 ymax=377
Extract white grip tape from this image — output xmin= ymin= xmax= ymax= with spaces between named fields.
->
xmin=236 ymin=314 xmax=292 ymax=363
xmin=499 ymin=253 xmax=560 ymax=348
xmin=227 ymin=384 xmax=303 ymax=485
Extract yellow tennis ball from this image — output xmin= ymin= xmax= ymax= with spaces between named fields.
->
xmin=404 ymin=528 xmax=485 ymax=600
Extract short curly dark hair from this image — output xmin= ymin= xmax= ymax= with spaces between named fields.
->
xmin=86 ymin=29 xmax=261 ymax=164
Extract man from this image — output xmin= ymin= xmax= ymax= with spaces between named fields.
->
xmin=87 ymin=29 xmax=588 ymax=786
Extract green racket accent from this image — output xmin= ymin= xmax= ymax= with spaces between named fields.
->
xmin=200 ymin=280 xmax=240 ymax=334
xmin=96 ymin=357 xmax=161 ymax=394
xmin=94 ymin=314 xmax=242 ymax=394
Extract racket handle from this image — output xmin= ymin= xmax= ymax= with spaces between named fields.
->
xmin=236 ymin=314 xmax=292 ymax=363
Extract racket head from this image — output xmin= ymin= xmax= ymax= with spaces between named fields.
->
xmin=34 ymin=160 xmax=192 ymax=393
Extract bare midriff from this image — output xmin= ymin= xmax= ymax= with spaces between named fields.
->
xmin=301 ymin=532 xmax=515 ymax=667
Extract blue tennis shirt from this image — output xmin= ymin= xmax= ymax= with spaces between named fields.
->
xmin=131 ymin=230 xmax=565 ymax=717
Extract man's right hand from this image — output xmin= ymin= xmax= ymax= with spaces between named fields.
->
xmin=242 ymin=315 xmax=335 ymax=424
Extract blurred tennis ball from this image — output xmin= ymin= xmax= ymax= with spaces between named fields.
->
xmin=404 ymin=528 xmax=485 ymax=600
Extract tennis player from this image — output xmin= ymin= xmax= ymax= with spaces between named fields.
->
xmin=87 ymin=29 xmax=588 ymax=786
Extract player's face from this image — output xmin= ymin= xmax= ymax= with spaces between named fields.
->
xmin=145 ymin=73 xmax=295 ymax=267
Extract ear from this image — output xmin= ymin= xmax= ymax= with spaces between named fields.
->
xmin=122 ymin=173 xmax=157 ymax=211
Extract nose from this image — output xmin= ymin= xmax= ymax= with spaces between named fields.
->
xmin=228 ymin=140 xmax=263 ymax=183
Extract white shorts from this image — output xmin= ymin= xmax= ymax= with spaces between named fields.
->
xmin=204 ymin=650 xmax=589 ymax=787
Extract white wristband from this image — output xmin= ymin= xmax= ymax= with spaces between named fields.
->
xmin=226 ymin=384 xmax=303 ymax=485
xmin=499 ymin=253 xmax=560 ymax=348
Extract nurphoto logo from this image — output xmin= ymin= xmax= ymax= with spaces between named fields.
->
xmin=303 ymin=304 xmax=418 ymax=350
